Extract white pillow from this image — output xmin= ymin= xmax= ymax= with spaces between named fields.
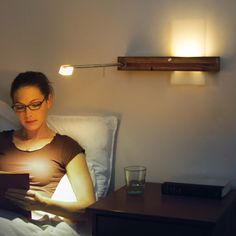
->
xmin=47 ymin=115 xmax=118 ymax=200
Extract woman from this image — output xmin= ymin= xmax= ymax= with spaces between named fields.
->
xmin=0 ymin=71 xmax=95 ymax=221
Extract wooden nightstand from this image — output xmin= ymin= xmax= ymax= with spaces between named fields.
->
xmin=87 ymin=182 xmax=236 ymax=236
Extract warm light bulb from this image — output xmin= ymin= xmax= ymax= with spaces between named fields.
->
xmin=59 ymin=65 xmax=74 ymax=76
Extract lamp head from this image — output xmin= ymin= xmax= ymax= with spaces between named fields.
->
xmin=59 ymin=65 xmax=74 ymax=76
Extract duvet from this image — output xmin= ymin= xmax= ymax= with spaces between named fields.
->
xmin=0 ymin=209 xmax=81 ymax=236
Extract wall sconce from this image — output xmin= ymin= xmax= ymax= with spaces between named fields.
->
xmin=59 ymin=20 xmax=219 ymax=84
xmin=59 ymin=56 xmax=220 ymax=76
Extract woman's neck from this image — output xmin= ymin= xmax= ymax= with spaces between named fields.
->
xmin=13 ymin=123 xmax=56 ymax=151
xmin=19 ymin=123 xmax=54 ymax=141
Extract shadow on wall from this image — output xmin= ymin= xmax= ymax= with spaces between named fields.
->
xmin=126 ymin=30 xmax=157 ymax=56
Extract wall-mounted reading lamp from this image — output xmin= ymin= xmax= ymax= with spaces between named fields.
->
xmin=59 ymin=63 xmax=122 ymax=76
xmin=59 ymin=56 xmax=220 ymax=76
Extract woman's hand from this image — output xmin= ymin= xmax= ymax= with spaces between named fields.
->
xmin=5 ymin=188 xmax=47 ymax=211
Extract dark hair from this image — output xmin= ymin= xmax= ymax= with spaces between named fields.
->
xmin=10 ymin=71 xmax=53 ymax=101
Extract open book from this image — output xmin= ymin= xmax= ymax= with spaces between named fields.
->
xmin=0 ymin=172 xmax=30 ymax=217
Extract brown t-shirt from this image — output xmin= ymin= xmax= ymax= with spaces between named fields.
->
xmin=0 ymin=130 xmax=85 ymax=197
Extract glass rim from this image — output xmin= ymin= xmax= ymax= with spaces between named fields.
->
xmin=124 ymin=165 xmax=146 ymax=171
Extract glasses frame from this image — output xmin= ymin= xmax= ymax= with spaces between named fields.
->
xmin=12 ymin=98 xmax=46 ymax=112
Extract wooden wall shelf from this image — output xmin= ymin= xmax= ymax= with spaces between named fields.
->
xmin=118 ymin=56 xmax=220 ymax=72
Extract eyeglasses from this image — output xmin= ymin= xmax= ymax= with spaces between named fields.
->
xmin=12 ymin=98 xmax=46 ymax=112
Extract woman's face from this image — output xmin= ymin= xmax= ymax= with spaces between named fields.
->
xmin=12 ymin=86 xmax=52 ymax=132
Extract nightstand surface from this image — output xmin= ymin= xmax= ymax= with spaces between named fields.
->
xmin=87 ymin=182 xmax=236 ymax=236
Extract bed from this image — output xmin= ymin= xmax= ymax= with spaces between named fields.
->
xmin=0 ymin=100 xmax=118 ymax=236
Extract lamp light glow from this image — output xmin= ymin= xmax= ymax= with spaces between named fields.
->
xmin=171 ymin=19 xmax=206 ymax=85
xmin=171 ymin=71 xmax=205 ymax=85
xmin=59 ymin=65 xmax=74 ymax=76
xmin=171 ymin=19 xmax=206 ymax=57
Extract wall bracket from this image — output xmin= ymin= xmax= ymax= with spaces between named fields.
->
xmin=118 ymin=56 xmax=220 ymax=72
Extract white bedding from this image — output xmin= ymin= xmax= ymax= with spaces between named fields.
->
xmin=0 ymin=209 xmax=80 ymax=236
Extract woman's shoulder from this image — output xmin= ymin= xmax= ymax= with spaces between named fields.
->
xmin=55 ymin=133 xmax=77 ymax=143
xmin=54 ymin=133 xmax=85 ymax=153
xmin=54 ymin=133 xmax=81 ymax=147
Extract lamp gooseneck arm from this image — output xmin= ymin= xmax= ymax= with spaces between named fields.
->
xmin=73 ymin=63 xmax=123 ymax=69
